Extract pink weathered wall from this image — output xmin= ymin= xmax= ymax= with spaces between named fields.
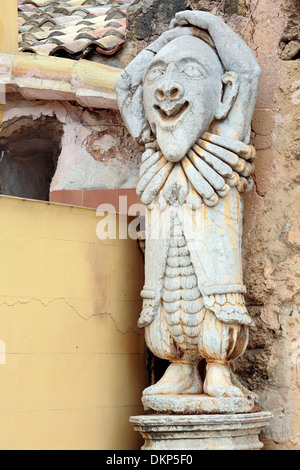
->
xmin=237 ymin=0 xmax=299 ymax=450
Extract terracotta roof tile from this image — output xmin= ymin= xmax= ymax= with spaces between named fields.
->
xmin=18 ymin=0 xmax=131 ymax=59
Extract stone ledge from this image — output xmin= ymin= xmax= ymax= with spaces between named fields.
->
xmin=130 ymin=412 xmax=273 ymax=450
xmin=142 ymin=394 xmax=255 ymax=414
xmin=0 ymin=53 xmax=122 ymax=109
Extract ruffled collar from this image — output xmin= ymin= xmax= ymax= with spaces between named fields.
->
xmin=137 ymin=132 xmax=255 ymax=208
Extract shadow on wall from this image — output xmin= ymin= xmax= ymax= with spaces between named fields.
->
xmin=0 ymin=116 xmax=63 ymax=201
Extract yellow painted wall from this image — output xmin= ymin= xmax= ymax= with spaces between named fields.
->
xmin=0 ymin=0 xmax=18 ymax=54
xmin=0 ymin=196 xmax=146 ymax=450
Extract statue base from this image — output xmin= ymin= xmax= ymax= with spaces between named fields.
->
xmin=142 ymin=394 xmax=256 ymax=414
xmin=130 ymin=412 xmax=273 ymax=450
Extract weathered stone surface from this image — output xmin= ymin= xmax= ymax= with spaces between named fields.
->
xmin=233 ymin=0 xmax=300 ymax=450
xmin=0 ymin=116 xmax=62 ymax=200
xmin=130 ymin=412 xmax=273 ymax=450
xmin=224 ymin=0 xmax=247 ymax=16
xmin=1 ymin=100 xmax=141 ymax=193
xmin=116 ymin=11 xmax=262 ymax=412
xmin=281 ymin=40 xmax=300 ymax=61
xmin=279 ymin=0 xmax=300 ymax=60
xmin=0 ymin=53 xmax=122 ymax=110
xmin=127 ymin=0 xmax=188 ymax=40
xmin=142 ymin=394 xmax=255 ymax=414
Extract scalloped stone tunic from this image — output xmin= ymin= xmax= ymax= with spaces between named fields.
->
xmin=162 ymin=214 xmax=205 ymax=362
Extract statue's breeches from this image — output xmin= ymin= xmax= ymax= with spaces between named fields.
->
xmin=145 ymin=307 xmax=249 ymax=365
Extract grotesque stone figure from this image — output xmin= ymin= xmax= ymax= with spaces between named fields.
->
xmin=115 ymin=11 xmax=261 ymax=403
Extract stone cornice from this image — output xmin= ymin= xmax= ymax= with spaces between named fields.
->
xmin=0 ymin=52 xmax=122 ymax=109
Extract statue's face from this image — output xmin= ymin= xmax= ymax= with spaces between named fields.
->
xmin=143 ymin=36 xmax=223 ymax=162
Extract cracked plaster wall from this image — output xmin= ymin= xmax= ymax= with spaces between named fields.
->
xmin=0 ymin=196 xmax=145 ymax=450
xmin=1 ymin=98 xmax=141 ymax=194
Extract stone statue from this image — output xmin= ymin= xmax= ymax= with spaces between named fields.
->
xmin=115 ymin=11 xmax=261 ymax=404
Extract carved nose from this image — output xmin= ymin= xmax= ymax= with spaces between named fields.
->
xmin=155 ymin=83 xmax=184 ymax=102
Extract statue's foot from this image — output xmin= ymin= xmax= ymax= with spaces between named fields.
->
xmin=204 ymin=363 xmax=244 ymax=398
xmin=143 ymin=362 xmax=203 ymax=396
xmin=230 ymin=370 xmax=259 ymax=404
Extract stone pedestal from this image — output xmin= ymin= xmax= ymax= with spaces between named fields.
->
xmin=142 ymin=394 xmax=256 ymax=414
xmin=130 ymin=412 xmax=273 ymax=450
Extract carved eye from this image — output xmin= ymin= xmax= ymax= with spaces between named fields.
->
xmin=147 ymin=68 xmax=165 ymax=82
xmin=183 ymin=65 xmax=203 ymax=78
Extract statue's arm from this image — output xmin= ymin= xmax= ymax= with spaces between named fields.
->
xmin=171 ymin=11 xmax=261 ymax=142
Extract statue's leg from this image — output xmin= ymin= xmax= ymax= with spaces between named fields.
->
xmin=143 ymin=307 xmax=203 ymax=396
xmin=198 ymin=310 xmax=249 ymax=398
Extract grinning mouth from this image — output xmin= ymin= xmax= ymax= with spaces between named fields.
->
xmin=154 ymin=101 xmax=189 ymax=123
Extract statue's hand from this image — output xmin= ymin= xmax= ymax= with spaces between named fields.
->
xmin=170 ymin=9 xmax=261 ymax=143
xmin=137 ymin=298 xmax=159 ymax=328
xmin=170 ymin=11 xmax=221 ymax=32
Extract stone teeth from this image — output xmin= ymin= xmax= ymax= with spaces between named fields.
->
xmin=166 ymin=313 xmax=181 ymax=326
xmin=164 ymin=277 xmax=181 ymax=291
xmin=216 ymin=294 xmax=226 ymax=305
xmin=169 ymin=236 xmax=186 ymax=248
xmin=166 ymin=266 xmax=180 ymax=278
xmin=171 ymin=334 xmax=186 ymax=345
xmin=169 ymin=239 xmax=178 ymax=248
xmin=162 ymin=289 xmax=181 ymax=302
xmin=167 ymin=257 xmax=180 ymax=268
xmin=178 ymin=246 xmax=189 ymax=256
xmin=164 ymin=301 xmax=180 ymax=314
xmin=168 ymin=247 xmax=190 ymax=259
xmin=186 ymin=336 xmax=200 ymax=345
xmin=178 ymin=256 xmax=191 ymax=267
xmin=183 ymin=325 xmax=201 ymax=338
xmin=181 ymin=287 xmax=201 ymax=301
xmin=172 ymin=225 xmax=183 ymax=237
xmin=181 ymin=299 xmax=203 ymax=314
xmin=168 ymin=247 xmax=179 ymax=257
xmin=168 ymin=324 xmax=184 ymax=336
xmin=185 ymin=311 xmax=205 ymax=327
xmin=180 ymin=265 xmax=194 ymax=276
xmin=177 ymin=237 xmax=186 ymax=247
xmin=181 ymin=275 xmax=198 ymax=289
xmin=204 ymin=294 xmax=215 ymax=307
